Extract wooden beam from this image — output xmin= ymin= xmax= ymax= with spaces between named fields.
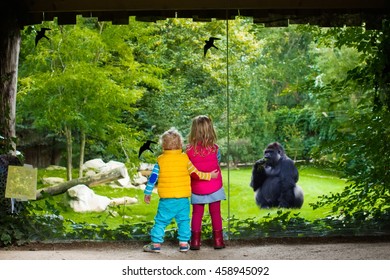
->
xmin=18 ymin=0 xmax=390 ymax=13
xmin=36 ymin=167 xmax=124 ymax=200
xmin=0 ymin=10 xmax=20 ymax=152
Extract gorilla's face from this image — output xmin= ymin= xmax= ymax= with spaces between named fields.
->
xmin=264 ymin=148 xmax=281 ymax=166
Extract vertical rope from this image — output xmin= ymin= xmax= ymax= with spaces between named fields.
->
xmin=225 ymin=7 xmax=231 ymax=240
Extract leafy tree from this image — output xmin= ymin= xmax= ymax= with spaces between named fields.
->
xmin=17 ymin=18 xmax=159 ymax=177
xmin=282 ymin=124 xmax=304 ymax=160
xmin=10 ymin=15 xmax=390 ymax=242
xmin=120 ymin=17 xmax=232 ymax=162
xmin=310 ymin=22 xmax=390 ymax=220
xmin=250 ymin=25 xmax=316 ymax=110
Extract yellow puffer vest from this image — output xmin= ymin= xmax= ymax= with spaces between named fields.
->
xmin=157 ymin=150 xmax=191 ymax=198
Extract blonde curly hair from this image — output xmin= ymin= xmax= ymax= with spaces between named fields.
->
xmin=160 ymin=127 xmax=183 ymax=150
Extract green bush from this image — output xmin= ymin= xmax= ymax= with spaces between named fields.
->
xmin=2 ymin=163 xmax=389 ymax=247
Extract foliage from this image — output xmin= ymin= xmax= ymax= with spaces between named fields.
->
xmin=219 ymin=138 xmax=255 ymax=166
xmin=311 ymin=109 xmax=390 ymax=216
xmin=273 ymin=107 xmax=325 ymax=159
xmin=308 ymin=22 xmax=390 ymax=221
xmin=7 ymin=16 xmax=390 ymax=244
xmin=0 ymin=165 xmax=349 ymax=246
xmin=132 ymin=18 xmax=229 ymax=142
xmin=328 ymin=22 xmax=390 ymax=110
xmin=18 ymin=17 xmax=161 ymax=174
xmin=0 ymin=202 xmax=66 ymax=246
xmin=228 ymin=209 xmax=390 ymax=239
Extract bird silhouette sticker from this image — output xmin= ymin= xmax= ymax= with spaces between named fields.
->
xmin=35 ymin=28 xmax=51 ymax=46
xmin=138 ymin=140 xmax=157 ymax=158
xmin=204 ymin=37 xmax=221 ymax=57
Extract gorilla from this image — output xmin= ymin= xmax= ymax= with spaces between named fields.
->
xmin=250 ymin=142 xmax=304 ymax=209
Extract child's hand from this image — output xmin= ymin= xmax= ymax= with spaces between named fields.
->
xmin=144 ymin=195 xmax=151 ymax=204
xmin=210 ymin=169 xmax=219 ymax=178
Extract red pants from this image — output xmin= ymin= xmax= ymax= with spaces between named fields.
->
xmin=191 ymin=201 xmax=222 ymax=231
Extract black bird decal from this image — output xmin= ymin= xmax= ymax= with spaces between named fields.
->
xmin=204 ymin=37 xmax=221 ymax=57
xmin=35 ymin=28 xmax=51 ymax=46
xmin=138 ymin=140 xmax=157 ymax=158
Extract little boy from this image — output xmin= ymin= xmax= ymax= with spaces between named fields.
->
xmin=143 ymin=127 xmax=218 ymax=253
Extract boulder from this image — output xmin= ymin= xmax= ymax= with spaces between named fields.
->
xmin=42 ymin=177 xmax=66 ymax=186
xmin=133 ymin=172 xmax=148 ymax=186
xmin=109 ymin=196 xmax=138 ymax=206
xmin=139 ymin=163 xmax=154 ymax=176
xmin=82 ymin=158 xmax=106 ymax=171
xmin=67 ymin=184 xmax=111 ymax=212
xmin=82 ymin=158 xmax=130 ymax=187
xmin=84 ymin=170 xmax=96 ymax=177
xmin=104 ymin=160 xmax=130 ymax=187
xmin=46 ymin=165 xmax=67 ymax=171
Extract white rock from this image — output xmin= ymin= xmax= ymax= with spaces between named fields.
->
xmin=139 ymin=163 xmax=155 ymax=171
xmin=104 ymin=160 xmax=130 ymax=187
xmin=82 ymin=158 xmax=106 ymax=171
xmin=133 ymin=172 xmax=148 ymax=185
xmin=109 ymin=196 xmax=138 ymax=206
xmin=67 ymin=184 xmax=111 ymax=212
xmin=84 ymin=170 xmax=96 ymax=177
xmin=42 ymin=177 xmax=66 ymax=185
xmin=46 ymin=165 xmax=66 ymax=171
xmin=82 ymin=159 xmax=130 ymax=187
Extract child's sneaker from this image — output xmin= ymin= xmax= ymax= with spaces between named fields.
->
xmin=179 ymin=242 xmax=189 ymax=252
xmin=143 ymin=243 xmax=161 ymax=253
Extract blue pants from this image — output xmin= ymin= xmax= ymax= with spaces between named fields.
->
xmin=150 ymin=198 xmax=191 ymax=243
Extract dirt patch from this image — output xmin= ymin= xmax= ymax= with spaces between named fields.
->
xmin=1 ymin=235 xmax=390 ymax=260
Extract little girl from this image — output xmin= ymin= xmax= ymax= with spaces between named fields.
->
xmin=186 ymin=115 xmax=226 ymax=250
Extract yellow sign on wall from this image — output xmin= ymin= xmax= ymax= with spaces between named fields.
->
xmin=5 ymin=165 xmax=37 ymax=200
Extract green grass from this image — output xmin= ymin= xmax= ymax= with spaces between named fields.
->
xmin=32 ymin=164 xmax=347 ymax=230
xmin=220 ymin=165 xmax=346 ymax=224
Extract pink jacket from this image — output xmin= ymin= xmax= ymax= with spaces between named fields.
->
xmin=186 ymin=144 xmax=222 ymax=195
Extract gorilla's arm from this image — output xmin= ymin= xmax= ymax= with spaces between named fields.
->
xmin=277 ymin=159 xmax=299 ymax=208
xmin=278 ymin=183 xmax=296 ymax=207
xmin=290 ymin=158 xmax=299 ymax=183
xmin=250 ymin=159 xmax=266 ymax=192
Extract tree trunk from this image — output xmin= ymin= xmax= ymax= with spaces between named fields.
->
xmin=36 ymin=167 xmax=124 ymax=200
xmin=78 ymin=130 xmax=85 ymax=178
xmin=65 ymin=126 xmax=72 ymax=180
xmin=0 ymin=12 xmax=20 ymax=154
